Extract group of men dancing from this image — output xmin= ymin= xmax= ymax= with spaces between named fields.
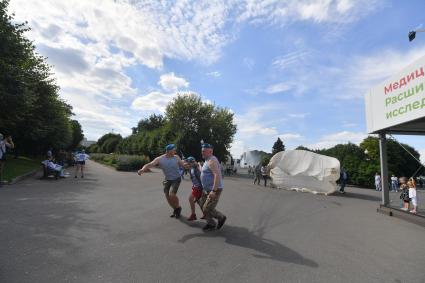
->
xmin=137 ymin=143 xmax=226 ymax=231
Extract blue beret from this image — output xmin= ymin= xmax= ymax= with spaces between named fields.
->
xmin=186 ymin=156 xmax=195 ymax=162
xmin=165 ymin=144 xmax=176 ymax=151
xmin=201 ymin=143 xmax=213 ymax=149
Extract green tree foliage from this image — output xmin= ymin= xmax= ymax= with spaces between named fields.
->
xmin=360 ymin=136 xmax=422 ymax=179
xmin=300 ymin=136 xmax=424 ymax=188
xmin=68 ymin=120 xmax=84 ymax=150
xmin=165 ymin=94 xmax=236 ymax=162
xmin=116 ymin=94 xmax=237 ymax=162
xmin=95 ymin=133 xmax=123 ymax=154
xmin=0 ymin=1 xmax=80 ymax=154
xmin=262 ymin=154 xmax=272 ymax=166
xmin=272 ymin=137 xmax=285 ymax=155
xmin=132 ymin=114 xmax=165 ymax=134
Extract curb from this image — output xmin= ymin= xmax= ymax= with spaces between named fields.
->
xmin=8 ymin=169 xmax=40 ymax=185
xmin=377 ymin=204 xmax=425 ymax=227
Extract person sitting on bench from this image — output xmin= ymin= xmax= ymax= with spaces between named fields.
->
xmin=42 ymin=158 xmax=64 ymax=178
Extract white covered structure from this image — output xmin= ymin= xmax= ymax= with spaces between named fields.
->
xmin=269 ymin=150 xmax=340 ymax=195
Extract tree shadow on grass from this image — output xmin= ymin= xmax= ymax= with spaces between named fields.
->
xmin=178 ymin=218 xmax=318 ymax=268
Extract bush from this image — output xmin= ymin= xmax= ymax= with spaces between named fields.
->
xmin=90 ymin=153 xmax=149 ymax=172
xmin=116 ymin=155 xmax=149 ymax=171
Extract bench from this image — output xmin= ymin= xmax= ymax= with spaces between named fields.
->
xmin=41 ymin=163 xmax=60 ymax=180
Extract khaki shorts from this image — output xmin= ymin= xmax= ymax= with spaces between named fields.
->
xmin=163 ymin=178 xmax=181 ymax=195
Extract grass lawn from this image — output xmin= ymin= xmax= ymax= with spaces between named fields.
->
xmin=2 ymin=156 xmax=41 ymax=182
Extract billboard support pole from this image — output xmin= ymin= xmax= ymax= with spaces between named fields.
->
xmin=379 ymin=132 xmax=390 ymax=206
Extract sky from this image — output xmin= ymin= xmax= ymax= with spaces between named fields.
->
xmin=8 ymin=0 xmax=425 ymax=160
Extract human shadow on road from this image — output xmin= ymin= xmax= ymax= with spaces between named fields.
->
xmin=332 ymin=191 xmax=381 ymax=202
xmin=178 ymin=221 xmax=318 ymax=268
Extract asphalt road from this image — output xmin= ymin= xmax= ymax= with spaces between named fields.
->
xmin=0 ymin=161 xmax=424 ymax=283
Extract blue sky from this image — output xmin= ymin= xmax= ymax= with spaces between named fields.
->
xmin=9 ymin=0 xmax=425 ymax=159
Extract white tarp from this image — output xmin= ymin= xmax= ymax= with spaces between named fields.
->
xmin=269 ymin=150 xmax=340 ymax=195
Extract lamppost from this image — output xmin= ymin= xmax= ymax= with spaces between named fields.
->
xmin=408 ymin=29 xmax=425 ymax=42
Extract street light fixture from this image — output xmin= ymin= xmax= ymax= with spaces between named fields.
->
xmin=409 ymin=29 xmax=425 ymax=42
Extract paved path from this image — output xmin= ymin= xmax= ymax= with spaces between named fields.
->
xmin=0 ymin=161 xmax=424 ymax=283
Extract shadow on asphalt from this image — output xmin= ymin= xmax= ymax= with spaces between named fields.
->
xmin=332 ymin=191 xmax=381 ymax=202
xmin=0 ymin=175 xmax=109 ymax=275
xmin=178 ymin=219 xmax=318 ymax=268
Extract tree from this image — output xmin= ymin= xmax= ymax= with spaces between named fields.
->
xmin=69 ymin=120 xmax=84 ymax=150
xmin=0 ymin=0 xmax=79 ymax=155
xmin=262 ymin=154 xmax=272 ymax=166
xmin=272 ymin=137 xmax=285 ymax=155
xmin=133 ymin=114 xmax=165 ymax=134
xmin=165 ymin=94 xmax=237 ymax=162
xmin=96 ymin=133 xmax=122 ymax=154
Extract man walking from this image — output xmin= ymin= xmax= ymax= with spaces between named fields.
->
xmin=138 ymin=144 xmax=185 ymax=218
xmin=339 ymin=168 xmax=348 ymax=194
xmin=375 ymin=172 xmax=382 ymax=191
xmin=199 ymin=143 xmax=226 ymax=231
xmin=391 ymin=174 xmax=398 ymax=192
xmin=253 ymin=163 xmax=262 ymax=185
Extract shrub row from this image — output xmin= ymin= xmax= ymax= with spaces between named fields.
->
xmin=90 ymin=153 xmax=149 ymax=172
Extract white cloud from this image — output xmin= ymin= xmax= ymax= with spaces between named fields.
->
xmin=206 ymin=71 xmax=221 ymax=78
xmin=131 ymin=91 xmax=208 ymax=114
xmin=243 ymin=57 xmax=255 ymax=70
xmin=131 ymin=91 xmax=176 ymax=113
xmin=158 ymin=72 xmax=189 ymax=92
xmin=234 ymin=105 xmax=281 ymax=138
xmin=7 ymin=0 xmax=383 ymax=140
xmin=337 ymin=46 xmax=425 ymax=100
xmin=305 ymin=131 xmax=367 ymax=150
xmin=272 ymin=50 xmax=309 ymax=70
xmin=236 ymin=0 xmax=382 ymax=25
xmin=266 ymin=82 xmax=292 ymax=94
xmin=230 ymin=104 xmax=285 ymax=156
xmin=278 ymin=133 xmax=303 ymax=141
xmin=288 ymin=113 xmax=309 ymax=119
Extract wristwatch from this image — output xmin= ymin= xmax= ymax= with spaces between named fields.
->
xmin=212 ymin=189 xmax=218 ymax=192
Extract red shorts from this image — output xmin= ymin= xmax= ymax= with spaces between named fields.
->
xmin=191 ymin=186 xmax=202 ymax=199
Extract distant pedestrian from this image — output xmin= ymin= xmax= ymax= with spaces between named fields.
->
xmin=138 ymin=144 xmax=185 ymax=219
xmin=199 ymin=143 xmax=226 ymax=231
xmin=254 ymin=164 xmax=262 ymax=185
xmin=408 ymin=180 xmax=418 ymax=214
xmin=375 ymin=172 xmax=381 ymax=191
xmin=261 ymin=165 xmax=268 ymax=187
xmin=391 ymin=174 xmax=398 ymax=192
xmin=74 ymin=149 xmax=90 ymax=178
xmin=339 ymin=168 xmax=348 ymax=194
xmin=186 ymin=156 xmax=204 ymax=221
xmin=0 ymin=134 xmax=14 ymax=186
xmin=399 ymin=177 xmax=410 ymax=211
xmin=47 ymin=148 xmax=53 ymax=159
